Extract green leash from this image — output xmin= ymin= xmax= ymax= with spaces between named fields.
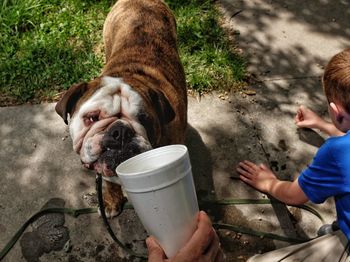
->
xmin=201 ymin=198 xmax=325 ymax=223
xmin=95 ymin=174 xmax=148 ymax=260
xmin=0 ymin=194 xmax=323 ymax=260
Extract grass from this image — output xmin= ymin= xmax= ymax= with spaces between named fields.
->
xmin=171 ymin=0 xmax=246 ymax=93
xmin=0 ymin=0 xmax=246 ymax=106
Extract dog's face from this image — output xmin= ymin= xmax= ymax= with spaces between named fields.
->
xmin=55 ymin=76 xmax=175 ymax=177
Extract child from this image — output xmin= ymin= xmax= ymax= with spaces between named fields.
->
xmin=237 ymin=48 xmax=350 ymax=261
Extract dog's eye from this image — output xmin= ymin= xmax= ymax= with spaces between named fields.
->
xmin=83 ymin=112 xmax=100 ymax=126
xmin=89 ymin=115 xmax=99 ymax=122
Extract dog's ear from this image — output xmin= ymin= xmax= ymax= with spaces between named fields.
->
xmin=55 ymin=82 xmax=88 ymax=125
xmin=148 ymin=88 xmax=175 ymax=125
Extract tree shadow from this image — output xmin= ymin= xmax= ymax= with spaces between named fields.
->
xmin=0 ymin=98 xmax=335 ymax=260
xmin=185 ymin=90 xmax=337 ymax=259
xmin=0 ymin=105 xmax=218 ymax=261
xmin=219 ymin=0 xmax=350 ymax=111
xmin=186 ymin=124 xmax=215 ymax=199
xmin=2 ymin=1 xmax=348 ymax=260
xmin=0 ymin=104 xmax=114 ymax=261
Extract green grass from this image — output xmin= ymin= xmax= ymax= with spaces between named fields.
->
xmin=0 ymin=0 xmax=246 ymax=106
xmin=171 ymin=0 xmax=246 ymax=93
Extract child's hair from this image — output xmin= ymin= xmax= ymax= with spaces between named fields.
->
xmin=323 ymin=48 xmax=350 ymax=114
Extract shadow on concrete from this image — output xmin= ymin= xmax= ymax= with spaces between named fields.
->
xmin=2 ymin=1 xmax=348 ymax=259
xmin=187 ymin=92 xmax=336 ymax=258
xmin=186 ymin=124 xmax=215 ymax=199
xmin=219 ymin=0 xmax=350 ymax=121
xmin=0 ymin=106 xmax=218 ymax=261
xmin=220 ymin=0 xmax=350 ymax=75
xmin=0 ymin=105 xmax=111 ymax=261
xmin=0 ymin=101 xmax=337 ymax=260
xmin=223 ymin=1 xmax=350 ymax=42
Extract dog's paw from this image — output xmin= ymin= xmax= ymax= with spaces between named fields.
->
xmin=100 ymin=182 xmax=126 ymax=218
xmin=99 ymin=196 xmax=127 ymax=218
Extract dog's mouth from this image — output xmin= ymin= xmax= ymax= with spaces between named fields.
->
xmin=100 ymin=145 xmax=142 ymax=176
xmin=83 ymin=143 xmax=145 ymax=177
xmin=83 ymin=140 xmax=151 ymax=177
xmin=81 ymin=120 xmax=152 ymax=177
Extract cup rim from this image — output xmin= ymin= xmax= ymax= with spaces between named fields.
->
xmin=116 ymin=144 xmax=188 ymax=177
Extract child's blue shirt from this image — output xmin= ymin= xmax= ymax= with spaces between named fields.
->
xmin=298 ymin=131 xmax=350 ymax=241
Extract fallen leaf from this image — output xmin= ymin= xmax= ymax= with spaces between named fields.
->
xmin=243 ymin=89 xmax=256 ymax=95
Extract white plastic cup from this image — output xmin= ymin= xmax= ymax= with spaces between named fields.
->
xmin=116 ymin=144 xmax=199 ymax=258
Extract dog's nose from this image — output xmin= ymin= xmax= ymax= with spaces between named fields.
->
xmin=111 ymin=124 xmax=133 ymax=142
xmin=102 ymin=122 xmax=135 ymax=149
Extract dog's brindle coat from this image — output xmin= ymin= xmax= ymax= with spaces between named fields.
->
xmin=55 ymin=0 xmax=187 ymax=216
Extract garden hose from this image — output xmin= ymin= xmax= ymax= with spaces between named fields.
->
xmin=0 ymin=177 xmax=324 ymax=261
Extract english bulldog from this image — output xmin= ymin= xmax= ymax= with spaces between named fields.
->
xmin=55 ymin=0 xmax=187 ymax=217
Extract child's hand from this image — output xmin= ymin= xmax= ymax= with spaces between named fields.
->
xmin=294 ymin=105 xmax=323 ymax=129
xmin=237 ymin=160 xmax=277 ymax=193
xmin=237 ymin=161 xmax=309 ymax=205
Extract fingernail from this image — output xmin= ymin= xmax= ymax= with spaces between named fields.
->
xmin=198 ymin=210 xmax=208 ymax=221
xmin=146 ymin=237 xmax=154 ymax=247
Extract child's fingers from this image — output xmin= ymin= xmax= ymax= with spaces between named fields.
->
xmin=236 ymin=167 xmax=253 ymax=178
xmin=243 ymin=160 xmax=257 ymax=167
xmin=237 ymin=163 xmax=255 ymax=175
xmin=239 ymin=174 xmax=252 ymax=184
xmin=241 ymin=160 xmax=259 ymax=171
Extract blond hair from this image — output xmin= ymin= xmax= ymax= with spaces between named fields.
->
xmin=323 ymin=48 xmax=350 ymax=114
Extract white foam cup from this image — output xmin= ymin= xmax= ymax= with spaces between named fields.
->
xmin=116 ymin=144 xmax=199 ymax=258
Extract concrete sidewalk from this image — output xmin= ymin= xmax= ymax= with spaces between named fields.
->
xmin=1 ymin=1 xmax=350 ymax=261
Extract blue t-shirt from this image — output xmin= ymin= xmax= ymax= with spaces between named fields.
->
xmin=298 ymin=131 xmax=350 ymax=241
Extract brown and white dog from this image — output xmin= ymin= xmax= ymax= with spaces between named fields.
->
xmin=55 ymin=0 xmax=187 ymax=217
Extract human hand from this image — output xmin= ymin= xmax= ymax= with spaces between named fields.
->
xmin=237 ymin=160 xmax=277 ymax=193
xmin=294 ymin=105 xmax=324 ymax=129
xmin=146 ymin=211 xmax=223 ymax=262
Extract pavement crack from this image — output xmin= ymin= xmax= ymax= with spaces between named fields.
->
xmin=250 ymin=121 xmax=299 ymax=239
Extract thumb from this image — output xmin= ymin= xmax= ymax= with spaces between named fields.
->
xmin=259 ymin=163 xmax=268 ymax=170
xmin=146 ymin=236 xmax=166 ymax=261
xmin=295 ymin=106 xmax=304 ymax=121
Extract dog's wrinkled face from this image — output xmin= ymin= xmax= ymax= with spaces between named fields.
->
xmin=68 ymin=76 xmax=152 ymax=176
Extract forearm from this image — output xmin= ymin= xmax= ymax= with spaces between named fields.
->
xmin=267 ymin=179 xmax=308 ymax=205
xmin=237 ymin=161 xmax=309 ymax=205
xmin=314 ymin=119 xmax=344 ymax=136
